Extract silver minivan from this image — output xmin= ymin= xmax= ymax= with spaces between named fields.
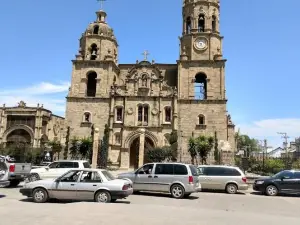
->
xmin=117 ymin=163 xmax=201 ymax=199
xmin=197 ymin=165 xmax=248 ymax=194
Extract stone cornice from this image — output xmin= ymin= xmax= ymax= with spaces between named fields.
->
xmin=183 ymin=0 xmax=220 ymax=9
xmin=177 ymin=59 xmax=226 ymax=66
xmin=72 ymin=59 xmax=120 ymax=73
xmin=178 ymin=99 xmax=227 ymax=104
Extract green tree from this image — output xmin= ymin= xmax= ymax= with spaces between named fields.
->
xmin=214 ymin=131 xmax=220 ymax=164
xmin=166 ymin=131 xmax=178 ymax=161
xmin=99 ymin=124 xmax=109 ymax=168
xmin=195 ymin=135 xmax=214 ymax=165
xmin=79 ymin=137 xmax=93 ymax=161
xmin=145 ymin=146 xmax=169 ymax=163
xmin=188 ymin=137 xmax=197 ymax=165
xmin=236 ymin=133 xmax=260 ymax=155
xmin=69 ymin=137 xmax=80 ymax=159
xmin=292 ymin=159 xmax=300 ymax=169
xmin=48 ymin=140 xmax=62 ymax=160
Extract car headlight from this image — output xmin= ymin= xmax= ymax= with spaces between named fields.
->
xmin=256 ymin=181 xmax=264 ymax=185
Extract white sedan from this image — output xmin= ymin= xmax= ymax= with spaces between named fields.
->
xmin=20 ymin=169 xmax=133 ymax=203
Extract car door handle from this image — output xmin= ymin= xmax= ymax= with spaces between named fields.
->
xmin=154 ymin=176 xmax=158 ymax=178
xmin=93 ymin=184 xmax=97 ymax=186
xmin=70 ymin=184 xmax=75 ymax=186
xmin=148 ymin=175 xmax=152 ymax=178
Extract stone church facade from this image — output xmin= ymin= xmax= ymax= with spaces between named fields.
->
xmin=65 ymin=0 xmax=236 ymax=169
xmin=0 ymin=101 xmax=65 ymax=148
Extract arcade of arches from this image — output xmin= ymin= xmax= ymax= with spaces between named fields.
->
xmin=129 ymin=136 xmax=154 ymax=169
xmin=6 ymin=129 xmax=32 ymax=147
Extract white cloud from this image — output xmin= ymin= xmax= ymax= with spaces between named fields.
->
xmin=0 ymin=82 xmax=69 ymax=116
xmin=237 ymin=118 xmax=300 ymax=148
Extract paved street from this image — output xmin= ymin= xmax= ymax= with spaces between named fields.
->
xmin=1 ymin=186 xmax=300 ymax=225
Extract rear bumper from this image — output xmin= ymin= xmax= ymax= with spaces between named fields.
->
xmin=8 ymin=174 xmax=27 ymax=181
xmin=0 ymin=180 xmax=10 ymax=186
xmin=238 ymin=184 xmax=249 ymax=191
xmin=185 ymin=183 xmax=202 ymax=193
xmin=110 ymin=188 xmax=133 ymax=199
xmin=253 ymin=184 xmax=265 ymax=192
xmin=20 ymin=188 xmax=33 ymax=197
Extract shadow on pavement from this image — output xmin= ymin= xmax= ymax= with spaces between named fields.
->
xmin=0 ymin=195 xmax=6 ymax=198
xmin=133 ymin=192 xmax=199 ymax=200
xmin=19 ymin=198 xmax=131 ymax=204
xmin=200 ymin=189 xmax=246 ymax=195
xmin=250 ymin=191 xmax=300 ymax=198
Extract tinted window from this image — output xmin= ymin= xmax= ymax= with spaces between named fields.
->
xmin=189 ymin=165 xmax=198 ymax=176
xmin=49 ymin=162 xmax=58 ymax=168
xmin=273 ymin=171 xmax=294 ymax=179
xmin=223 ymin=168 xmax=241 ymax=176
xmin=57 ymin=162 xmax=75 ymax=168
xmin=205 ymin=167 xmax=226 ymax=176
xmin=73 ymin=162 xmax=79 ymax=168
xmin=155 ymin=164 xmax=173 ymax=175
xmin=83 ymin=162 xmax=91 ymax=168
xmin=294 ymin=172 xmax=300 ymax=179
xmin=174 ymin=165 xmax=188 ymax=175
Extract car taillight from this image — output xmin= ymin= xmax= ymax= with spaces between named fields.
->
xmin=242 ymin=177 xmax=247 ymax=183
xmin=9 ymin=164 xmax=15 ymax=173
xmin=122 ymin=184 xmax=129 ymax=190
xmin=188 ymin=176 xmax=193 ymax=184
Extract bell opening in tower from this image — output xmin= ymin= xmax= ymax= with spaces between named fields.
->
xmin=198 ymin=15 xmax=205 ymax=32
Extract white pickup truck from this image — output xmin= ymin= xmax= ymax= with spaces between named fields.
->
xmin=0 ymin=155 xmax=32 ymax=187
xmin=29 ymin=160 xmax=91 ymax=181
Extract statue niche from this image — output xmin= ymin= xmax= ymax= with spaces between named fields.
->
xmin=139 ymin=74 xmax=150 ymax=91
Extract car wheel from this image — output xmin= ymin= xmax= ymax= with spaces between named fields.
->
xmin=265 ymin=185 xmax=278 ymax=196
xmin=226 ymin=183 xmax=238 ymax=194
xmin=171 ymin=184 xmax=185 ymax=199
xmin=95 ymin=191 xmax=111 ymax=203
xmin=32 ymin=188 xmax=48 ymax=203
xmin=30 ymin=173 xmax=40 ymax=182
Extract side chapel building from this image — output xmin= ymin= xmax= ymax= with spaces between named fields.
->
xmin=65 ymin=0 xmax=236 ymax=169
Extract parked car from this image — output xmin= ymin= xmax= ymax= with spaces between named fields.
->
xmin=0 ymin=155 xmax=31 ymax=187
xmin=117 ymin=163 xmax=201 ymax=199
xmin=20 ymin=169 xmax=133 ymax=203
xmin=0 ymin=157 xmax=10 ymax=187
xmin=253 ymin=170 xmax=300 ymax=196
xmin=197 ymin=165 xmax=248 ymax=194
xmin=29 ymin=160 xmax=91 ymax=181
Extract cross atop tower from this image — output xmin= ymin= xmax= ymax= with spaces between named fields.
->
xmin=97 ymin=0 xmax=106 ymax=10
xmin=142 ymin=50 xmax=150 ymax=61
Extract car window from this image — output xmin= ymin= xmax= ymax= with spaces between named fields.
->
xmin=294 ymin=172 xmax=300 ymax=179
xmin=73 ymin=162 xmax=79 ymax=168
xmin=197 ymin=167 xmax=205 ymax=175
xmin=223 ymin=168 xmax=241 ymax=176
xmin=174 ymin=165 xmax=188 ymax=175
xmin=137 ymin=164 xmax=154 ymax=174
xmin=60 ymin=170 xmax=81 ymax=182
xmin=80 ymin=171 xmax=102 ymax=183
xmin=205 ymin=167 xmax=227 ymax=176
xmin=189 ymin=165 xmax=198 ymax=176
xmin=48 ymin=162 xmax=58 ymax=168
xmin=83 ymin=162 xmax=91 ymax=168
xmin=273 ymin=171 xmax=294 ymax=179
xmin=57 ymin=162 xmax=76 ymax=168
xmin=101 ymin=170 xmax=115 ymax=181
xmin=155 ymin=164 xmax=173 ymax=175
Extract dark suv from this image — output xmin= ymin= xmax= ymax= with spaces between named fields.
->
xmin=253 ymin=170 xmax=300 ymax=196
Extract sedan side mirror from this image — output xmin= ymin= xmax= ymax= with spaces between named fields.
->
xmin=55 ymin=178 xmax=60 ymax=183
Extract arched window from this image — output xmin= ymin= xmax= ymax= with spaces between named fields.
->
xmin=186 ymin=17 xmax=191 ymax=34
xmin=93 ymin=25 xmax=99 ymax=34
xmin=212 ymin=15 xmax=217 ymax=32
xmin=198 ymin=114 xmax=205 ymax=125
xmin=115 ymin=132 xmax=121 ymax=145
xmin=86 ymin=72 xmax=97 ymax=97
xmin=137 ymin=104 xmax=149 ymax=125
xmin=164 ymin=107 xmax=172 ymax=123
xmin=83 ymin=112 xmax=91 ymax=122
xmin=115 ymin=107 xmax=123 ymax=122
xmin=90 ymin=44 xmax=98 ymax=60
xmin=194 ymin=73 xmax=207 ymax=100
xmin=198 ymin=14 xmax=205 ymax=32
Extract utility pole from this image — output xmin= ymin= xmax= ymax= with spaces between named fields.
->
xmin=278 ymin=132 xmax=290 ymax=168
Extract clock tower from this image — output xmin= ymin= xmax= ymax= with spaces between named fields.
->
xmin=178 ymin=0 xmax=225 ymax=100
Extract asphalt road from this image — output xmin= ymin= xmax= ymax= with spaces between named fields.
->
xmin=1 ymin=186 xmax=300 ymax=225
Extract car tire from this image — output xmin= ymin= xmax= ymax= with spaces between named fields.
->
xmin=226 ymin=183 xmax=238 ymax=194
xmin=265 ymin=185 xmax=278 ymax=196
xmin=30 ymin=173 xmax=40 ymax=182
xmin=32 ymin=188 xmax=48 ymax=203
xmin=95 ymin=190 xmax=111 ymax=203
xmin=170 ymin=184 xmax=185 ymax=199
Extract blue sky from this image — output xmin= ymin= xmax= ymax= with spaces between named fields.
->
xmin=0 ymin=0 xmax=299 ymax=148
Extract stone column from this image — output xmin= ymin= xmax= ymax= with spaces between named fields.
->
xmin=92 ymin=128 xmax=100 ymax=169
xmin=138 ymin=129 xmax=145 ymax=167
xmin=173 ymin=91 xmax=178 ymax=131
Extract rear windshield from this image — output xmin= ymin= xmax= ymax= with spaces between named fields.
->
xmin=83 ymin=162 xmax=91 ymax=168
xmin=189 ymin=165 xmax=199 ymax=176
xmin=101 ymin=170 xmax=115 ymax=181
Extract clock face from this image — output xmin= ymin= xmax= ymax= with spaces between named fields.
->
xmin=195 ymin=38 xmax=207 ymax=50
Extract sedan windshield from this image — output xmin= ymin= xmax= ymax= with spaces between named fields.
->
xmin=102 ymin=170 xmax=115 ymax=181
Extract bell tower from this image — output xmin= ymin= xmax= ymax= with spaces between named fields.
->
xmin=178 ymin=0 xmax=225 ymax=100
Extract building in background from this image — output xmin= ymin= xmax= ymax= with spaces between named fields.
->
xmin=65 ymin=0 xmax=236 ymax=169
xmin=0 ymin=101 xmax=64 ymax=149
